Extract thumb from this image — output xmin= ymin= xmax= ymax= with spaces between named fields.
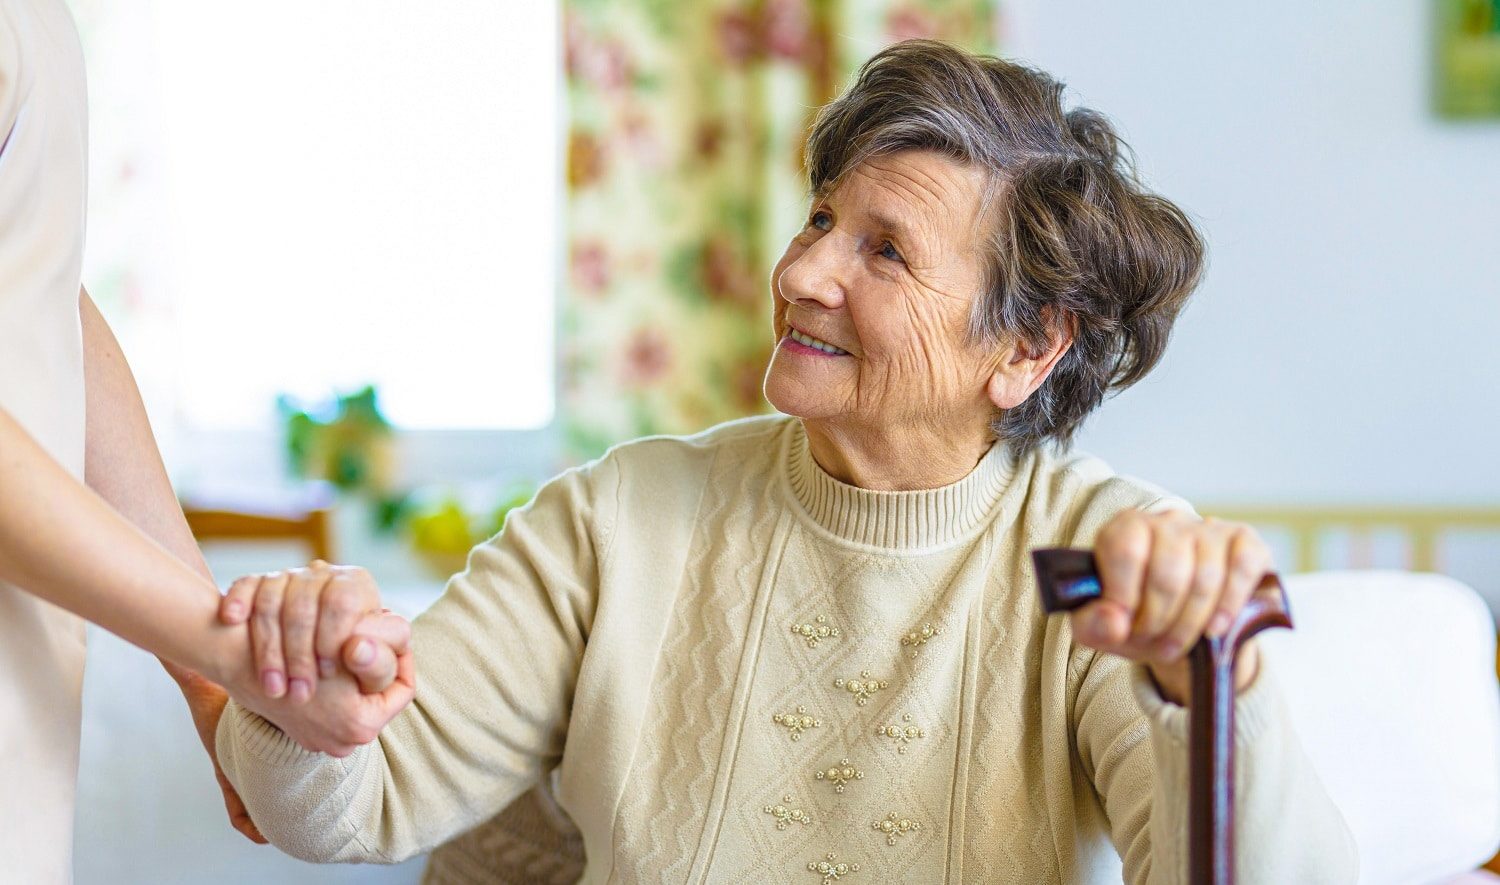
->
xmin=341 ymin=634 xmax=398 ymax=694
xmin=352 ymin=611 xmax=412 ymax=656
xmin=386 ymin=646 xmax=416 ymax=703
xmin=366 ymin=647 xmax=416 ymax=730
xmin=1076 ymin=598 xmax=1133 ymax=646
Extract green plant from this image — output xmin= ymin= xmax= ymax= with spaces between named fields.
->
xmin=279 ymin=385 xmax=395 ymax=494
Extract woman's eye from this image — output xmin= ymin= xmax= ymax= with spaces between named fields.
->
xmin=878 ymin=241 xmax=904 ymax=263
xmin=809 ymin=211 xmax=832 ymax=231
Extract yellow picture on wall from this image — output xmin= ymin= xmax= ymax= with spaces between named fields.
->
xmin=1437 ymin=0 xmax=1500 ymax=117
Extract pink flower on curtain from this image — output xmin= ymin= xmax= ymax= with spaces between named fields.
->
xmin=570 ymin=241 xmax=612 ymax=296
xmin=620 ymin=327 xmax=673 ymax=387
xmin=702 ymin=234 xmax=759 ymax=309
xmin=765 ymin=0 xmax=811 ymax=61
xmin=565 ymin=13 xmax=632 ymax=91
xmin=621 ymin=107 xmax=665 ymax=169
xmin=886 ymin=6 xmax=941 ymax=42
xmin=716 ymin=8 xmax=760 ymax=66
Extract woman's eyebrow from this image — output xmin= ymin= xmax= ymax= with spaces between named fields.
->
xmin=866 ymin=209 xmax=919 ymax=245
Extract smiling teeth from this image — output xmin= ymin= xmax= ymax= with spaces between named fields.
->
xmin=790 ymin=329 xmax=848 ymax=355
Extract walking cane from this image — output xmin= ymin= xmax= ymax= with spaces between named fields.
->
xmin=1031 ymin=548 xmax=1292 ymax=885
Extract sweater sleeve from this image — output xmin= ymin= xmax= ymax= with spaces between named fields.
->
xmin=215 ymin=456 xmax=618 ymax=864
xmin=1073 ymin=648 xmax=1359 ymax=884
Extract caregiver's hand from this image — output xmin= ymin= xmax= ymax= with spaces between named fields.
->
xmin=1070 ymin=509 xmax=1272 ymax=706
xmin=219 ymin=562 xmax=408 ymax=703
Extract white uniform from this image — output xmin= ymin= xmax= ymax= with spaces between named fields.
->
xmin=0 ymin=0 xmax=90 ymax=880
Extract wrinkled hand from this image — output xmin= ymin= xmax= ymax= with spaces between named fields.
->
xmin=1070 ymin=509 xmax=1273 ymax=705
xmin=218 ymin=562 xmax=415 ymax=756
xmin=220 ymin=562 xmax=407 ymax=704
xmin=230 ymin=638 xmax=415 ymax=757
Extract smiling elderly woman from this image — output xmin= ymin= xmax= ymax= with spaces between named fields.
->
xmin=215 ymin=41 xmax=1355 ymax=883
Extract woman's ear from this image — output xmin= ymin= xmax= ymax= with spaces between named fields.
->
xmin=985 ymin=310 xmax=1074 ymax=410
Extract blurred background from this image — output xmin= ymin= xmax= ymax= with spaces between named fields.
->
xmin=62 ymin=0 xmax=1499 ymax=882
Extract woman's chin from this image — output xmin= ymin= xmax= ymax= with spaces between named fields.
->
xmin=763 ymin=366 xmax=838 ymax=420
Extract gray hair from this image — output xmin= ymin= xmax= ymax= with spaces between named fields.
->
xmin=804 ymin=40 xmax=1205 ymax=454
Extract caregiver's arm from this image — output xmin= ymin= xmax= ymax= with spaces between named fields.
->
xmin=0 ymin=402 xmax=415 ymax=739
xmin=79 ymin=289 xmax=218 ymax=641
xmin=0 ymin=401 xmax=247 ymax=682
xmin=77 ymin=287 xmax=265 ymax=840
xmin=216 ymin=457 xmax=616 ymax=863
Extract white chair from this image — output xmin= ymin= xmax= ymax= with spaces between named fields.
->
xmin=1264 ymin=571 xmax=1500 ymax=884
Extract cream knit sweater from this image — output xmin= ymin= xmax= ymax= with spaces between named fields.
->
xmin=218 ymin=416 xmax=1356 ymax=883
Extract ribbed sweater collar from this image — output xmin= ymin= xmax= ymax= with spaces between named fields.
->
xmin=784 ymin=421 xmax=1015 ymax=551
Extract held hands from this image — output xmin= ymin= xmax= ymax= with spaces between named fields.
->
xmin=219 ymin=562 xmax=414 ymax=756
xmin=1070 ymin=510 xmax=1273 ymax=705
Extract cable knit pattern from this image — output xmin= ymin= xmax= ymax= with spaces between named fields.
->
xmin=608 ymin=429 xmax=785 ymax=882
xmin=216 ymin=415 xmax=1357 ymax=884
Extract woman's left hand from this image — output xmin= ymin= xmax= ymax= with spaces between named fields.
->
xmin=1070 ymin=509 xmax=1273 ymax=705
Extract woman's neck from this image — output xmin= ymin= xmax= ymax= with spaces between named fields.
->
xmin=802 ymin=418 xmax=997 ymax=491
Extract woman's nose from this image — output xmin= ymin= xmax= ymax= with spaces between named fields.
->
xmin=777 ymin=235 xmax=847 ymax=311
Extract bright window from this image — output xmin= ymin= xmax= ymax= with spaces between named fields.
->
xmin=150 ymin=1 xmax=559 ymax=430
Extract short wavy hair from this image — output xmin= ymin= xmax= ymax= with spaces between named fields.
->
xmin=804 ymin=40 xmax=1205 ymax=454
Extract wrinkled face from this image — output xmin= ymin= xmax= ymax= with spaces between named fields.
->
xmin=764 ymin=150 xmax=1002 ymax=433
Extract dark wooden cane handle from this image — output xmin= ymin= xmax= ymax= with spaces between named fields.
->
xmin=1031 ymin=547 xmax=1107 ymax=614
xmin=1031 ymin=549 xmax=1293 ymax=885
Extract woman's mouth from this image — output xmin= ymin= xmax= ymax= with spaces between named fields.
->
xmin=784 ymin=327 xmax=849 ymax=356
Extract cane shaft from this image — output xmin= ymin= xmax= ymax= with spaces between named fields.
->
xmin=1189 ymin=637 xmax=1236 ymax=884
xmin=1187 ymin=577 xmax=1292 ymax=885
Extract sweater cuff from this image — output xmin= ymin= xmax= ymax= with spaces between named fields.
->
xmin=1130 ymin=654 xmax=1284 ymax=747
xmin=215 ymin=698 xmax=326 ymax=768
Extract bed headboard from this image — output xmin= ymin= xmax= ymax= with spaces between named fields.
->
xmin=1196 ymin=507 xmax=1500 ymax=574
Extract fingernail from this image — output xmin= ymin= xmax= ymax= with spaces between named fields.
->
xmin=1159 ymin=640 xmax=1182 ymax=661
xmin=289 ymin=678 xmax=312 ymax=703
xmin=262 ymin=670 xmax=285 ymax=698
xmin=1208 ymin=612 xmax=1232 ymax=637
xmin=224 ymin=601 xmax=244 ymax=621
xmin=318 ymin=657 xmax=335 ymax=678
xmin=353 ymin=639 xmax=374 ymax=666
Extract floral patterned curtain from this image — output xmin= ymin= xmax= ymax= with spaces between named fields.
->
xmin=560 ymin=0 xmax=997 ymax=458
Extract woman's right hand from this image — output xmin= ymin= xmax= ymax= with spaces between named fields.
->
xmin=219 ymin=562 xmax=409 ymax=703
xmin=225 ymin=632 xmax=415 ymax=757
xmin=215 ymin=562 xmax=415 ymax=756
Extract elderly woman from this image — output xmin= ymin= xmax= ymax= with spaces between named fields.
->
xmin=214 ymin=41 xmax=1355 ymax=883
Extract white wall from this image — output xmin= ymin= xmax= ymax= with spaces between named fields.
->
xmin=1004 ymin=0 xmax=1500 ymax=506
